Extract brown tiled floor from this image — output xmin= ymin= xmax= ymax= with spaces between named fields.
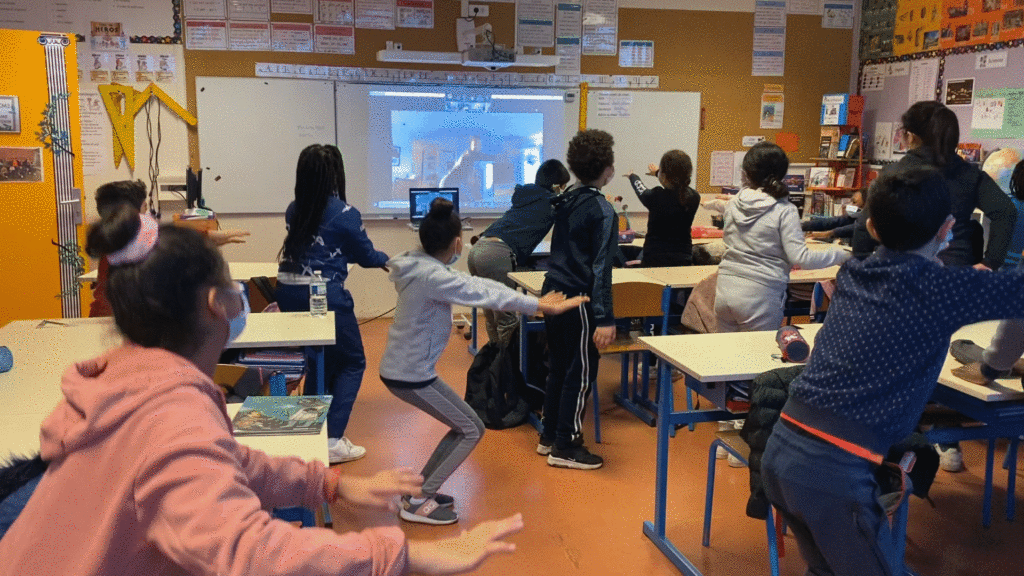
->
xmin=334 ymin=319 xmax=1021 ymax=575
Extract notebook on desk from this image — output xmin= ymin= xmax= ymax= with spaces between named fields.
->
xmin=409 ymin=187 xmax=459 ymax=226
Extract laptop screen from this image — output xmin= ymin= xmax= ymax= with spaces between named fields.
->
xmin=409 ymin=187 xmax=459 ymax=224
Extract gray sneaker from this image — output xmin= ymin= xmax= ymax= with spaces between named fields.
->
xmin=949 ymin=340 xmax=984 ymax=365
xmin=399 ymin=496 xmax=459 ymax=525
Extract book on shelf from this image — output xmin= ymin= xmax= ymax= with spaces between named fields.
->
xmin=834 ymin=167 xmax=857 ymax=188
xmin=819 ymin=127 xmax=841 ymax=158
xmin=232 ymin=395 xmax=332 ymax=437
xmin=808 ymin=167 xmax=833 ymax=188
xmin=820 ymin=93 xmax=850 ymax=125
xmin=956 ymin=142 xmax=982 ymax=164
xmin=818 ymin=136 xmax=832 ymax=158
xmin=843 ymin=137 xmax=860 ymax=159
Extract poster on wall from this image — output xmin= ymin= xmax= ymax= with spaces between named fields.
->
xmin=822 ymin=2 xmax=854 ymax=28
xmin=908 ymin=57 xmax=940 ymax=105
xmin=91 ymin=21 xmax=128 ymax=51
xmin=760 ymin=92 xmax=785 ymax=129
xmin=941 ymin=0 xmax=1024 ymax=50
xmin=1 ymin=0 xmax=179 ymax=42
xmin=271 ymin=22 xmax=313 ymax=51
xmin=230 ymin=0 xmax=272 ymax=21
xmin=317 ymin=0 xmax=355 ymax=24
xmin=517 ymin=0 xmax=555 ymax=47
xmin=229 ymin=21 xmax=272 ymax=50
xmin=272 ymin=0 xmax=313 ymax=14
xmin=79 ymin=92 xmax=111 ymax=176
xmin=971 ymin=88 xmax=1024 ymax=139
xmin=860 ymin=0 xmax=896 ymax=59
xmin=893 ymin=0 xmax=941 ymax=56
xmin=186 ymin=0 xmax=228 ymax=19
xmin=0 ymin=147 xmax=44 ymax=183
xmin=186 ymin=20 xmax=229 ymax=49
xmin=582 ymin=0 xmax=617 ymax=56
xmin=314 ymin=24 xmax=355 ymax=53
xmin=618 ymin=40 xmax=653 ymax=67
xmin=873 ymin=121 xmax=893 ymax=161
xmin=944 ymin=78 xmax=975 ymax=106
xmin=0 ymin=96 xmax=20 ymax=134
xmin=355 ymin=0 xmax=396 ymax=29
xmin=396 ymin=0 xmax=432 ymax=28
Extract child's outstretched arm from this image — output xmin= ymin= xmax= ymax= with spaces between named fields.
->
xmin=407 ymin=513 xmax=524 ymax=575
xmin=536 ymin=291 xmax=589 ymax=315
xmin=327 ymin=467 xmax=424 ymax=512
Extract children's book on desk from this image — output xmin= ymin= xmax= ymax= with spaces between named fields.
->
xmin=232 ymin=395 xmax=332 ymax=436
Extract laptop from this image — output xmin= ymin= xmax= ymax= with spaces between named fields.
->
xmin=409 ymin=187 xmax=459 ymax=226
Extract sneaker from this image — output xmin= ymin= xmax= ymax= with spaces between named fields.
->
xmin=935 ymin=443 xmax=964 ymax=473
xmin=402 ymin=493 xmax=455 ymax=509
xmin=536 ymin=436 xmax=554 ymax=456
xmin=547 ymin=444 xmax=603 ymax=470
xmin=715 ymin=420 xmax=742 ymax=459
xmin=399 ymin=495 xmax=459 ymax=525
xmin=328 ymin=437 xmax=366 ymax=464
xmin=949 ymin=340 xmax=984 ymax=365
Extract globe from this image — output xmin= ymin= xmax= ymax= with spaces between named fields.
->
xmin=982 ymin=147 xmax=1022 ymax=194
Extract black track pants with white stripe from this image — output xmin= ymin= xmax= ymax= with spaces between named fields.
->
xmin=541 ymin=300 xmax=601 ymax=448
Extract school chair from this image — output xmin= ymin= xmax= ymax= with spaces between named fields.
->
xmin=603 ymin=279 xmax=671 ymax=441
xmin=702 ymin=429 xmax=782 ymax=576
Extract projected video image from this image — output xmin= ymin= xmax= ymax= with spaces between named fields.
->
xmin=389 ymin=111 xmax=544 ymax=211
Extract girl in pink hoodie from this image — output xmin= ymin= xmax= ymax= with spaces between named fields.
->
xmin=0 ymin=204 xmax=522 ymax=576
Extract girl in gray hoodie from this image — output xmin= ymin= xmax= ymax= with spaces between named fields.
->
xmin=715 ymin=143 xmax=851 ymax=332
xmin=379 ymin=198 xmax=587 ymax=526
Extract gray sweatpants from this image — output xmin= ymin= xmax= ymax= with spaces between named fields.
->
xmin=714 ymin=274 xmax=787 ymax=333
xmin=467 ymin=238 xmax=519 ymax=345
xmin=983 ymin=319 xmax=1024 ymax=371
xmin=384 ymin=377 xmax=485 ymax=497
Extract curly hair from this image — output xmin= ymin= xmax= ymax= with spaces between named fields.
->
xmin=566 ymin=129 xmax=614 ymax=184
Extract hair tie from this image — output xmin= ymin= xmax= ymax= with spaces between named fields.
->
xmin=107 ymin=213 xmax=159 ymax=266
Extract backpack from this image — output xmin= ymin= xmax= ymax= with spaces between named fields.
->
xmin=464 ymin=340 xmax=530 ymax=430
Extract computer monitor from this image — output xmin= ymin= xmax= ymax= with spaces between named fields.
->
xmin=409 ymin=187 xmax=459 ymax=225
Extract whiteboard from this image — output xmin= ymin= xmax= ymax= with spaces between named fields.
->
xmin=578 ymin=90 xmax=702 ymax=213
xmin=196 ymin=77 xmax=336 ymax=213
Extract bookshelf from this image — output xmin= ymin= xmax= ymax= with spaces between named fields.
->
xmin=808 ymin=94 xmax=864 ymax=218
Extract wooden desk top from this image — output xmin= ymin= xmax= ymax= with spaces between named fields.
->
xmin=640 ymin=324 xmax=823 ymax=383
xmin=507 ymin=268 xmax=665 ymax=296
xmin=79 ymin=261 xmax=281 ymax=283
xmin=226 ymin=403 xmax=329 ymax=464
xmin=938 ymin=321 xmax=1024 ymax=403
xmin=636 ymin=266 xmax=718 ymax=288
xmin=628 ymin=237 xmax=719 ymax=248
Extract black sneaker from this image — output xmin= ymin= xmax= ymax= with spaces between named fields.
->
xmin=536 ymin=436 xmax=554 ymax=455
xmin=949 ymin=340 xmax=984 ymax=365
xmin=547 ymin=445 xmax=603 ymax=470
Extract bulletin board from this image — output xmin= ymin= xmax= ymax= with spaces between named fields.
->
xmin=860 ymin=55 xmax=942 ymax=162
xmin=941 ymin=45 xmax=1024 ymax=151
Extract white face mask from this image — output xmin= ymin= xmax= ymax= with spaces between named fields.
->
xmin=226 ymin=283 xmax=249 ymax=346
xmin=845 ymin=205 xmax=861 ymax=218
xmin=446 ymin=252 xmax=460 ymax=266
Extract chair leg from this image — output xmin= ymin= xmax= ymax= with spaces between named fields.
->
xmin=683 ymin=387 xmax=693 ymax=433
xmin=592 ymin=379 xmax=601 ymax=444
xmin=620 ymin=354 xmax=630 ymax=401
xmin=984 ymin=438 xmax=995 ymax=528
xmin=775 ymin=508 xmax=786 ymax=556
xmin=765 ymin=505 xmax=781 ymax=576
xmin=1007 ymin=437 xmax=1019 ymax=522
xmin=702 ymin=440 xmax=720 ymax=547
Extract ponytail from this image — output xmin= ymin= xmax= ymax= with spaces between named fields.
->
xmin=419 ymin=197 xmax=462 ymax=256
xmin=762 ymin=175 xmax=790 ymax=199
xmin=901 ymin=101 xmax=959 ymax=167
xmin=742 ymin=142 xmax=790 ymax=199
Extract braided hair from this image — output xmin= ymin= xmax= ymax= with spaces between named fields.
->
xmin=280 ymin=144 xmax=341 ymax=261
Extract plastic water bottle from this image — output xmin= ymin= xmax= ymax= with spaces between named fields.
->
xmin=775 ymin=326 xmax=810 ymax=363
xmin=309 ymin=270 xmax=328 ymax=317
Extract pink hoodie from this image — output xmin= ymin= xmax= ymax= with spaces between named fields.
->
xmin=0 ymin=345 xmax=407 ymax=576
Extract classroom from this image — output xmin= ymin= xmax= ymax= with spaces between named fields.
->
xmin=1 ymin=0 xmax=1023 ymax=574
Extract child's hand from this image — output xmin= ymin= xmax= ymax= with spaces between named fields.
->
xmin=335 ymin=467 xmax=423 ymax=511
xmin=646 ymin=163 xmax=659 ymax=176
xmin=537 ymin=292 xmax=589 ymax=315
xmin=807 ymin=231 xmax=831 ymax=240
xmin=972 ymin=262 xmax=992 ymax=271
xmin=593 ymin=325 xmax=616 ymax=349
xmin=207 ymin=229 xmax=250 ymax=246
xmin=407 ymin=513 xmax=524 ymax=575
xmin=623 ymin=171 xmax=635 ymax=178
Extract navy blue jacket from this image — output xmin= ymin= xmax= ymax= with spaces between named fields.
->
xmin=278 ymin=197 xmax=388 ymax=283
xmin=802 ymin=214 xmax=855 ymax=239
xmin=784 ymin=247 xmax=1024 ymax=455
xmin=480 ymin=183 xmax=555 ymax=265
xmin=544 ymin=185 xmax=617 ymax=326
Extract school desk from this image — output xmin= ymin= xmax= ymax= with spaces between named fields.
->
xmin=78 ymin=261 xmax=280 ymax=283
xmin=637 ymin=322 xmax=1024 ymax=574
xmin=0 ymin=312 xmax=335 ymax=461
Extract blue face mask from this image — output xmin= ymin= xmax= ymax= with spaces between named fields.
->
xmin=446 ymin=252 xmax=460 ymax=266
xmin=226 ymin=283 xmax=249 ymax=345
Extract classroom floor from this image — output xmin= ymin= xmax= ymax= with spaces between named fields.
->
xmin=332 ymin=319 xmax=1021 ymax=576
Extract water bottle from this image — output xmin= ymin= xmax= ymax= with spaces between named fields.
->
xmin=775 ymin=326 xmax=810 ymax=363
xmin=309 ymin=270 xmax=328 ymax=317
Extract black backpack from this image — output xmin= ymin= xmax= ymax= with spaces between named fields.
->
xmin=464 ymin=340 xmax=530 ymax=430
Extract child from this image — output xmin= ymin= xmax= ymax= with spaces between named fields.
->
xmin=0 ymin=204 xmax=523 ymax=575
xmin=715 ymin=142 xmax=851 ymax=333
xmin=538 ymin=129 xmax=618 ymax=470
xmin=803 ymin=189 xmax=864 ymax=241
xmin=468 ymin=158 xmax=571 ymax=346
xmin=761 ymin=165 xmax=1024 ymax=576
xmin=276 ymin=144 xmax=387 ymax=464
xmin=89 ymin=181 xmax=248 ymax=317
xmin=624 ymin=149 xmax=701 ymax=267
xmin=379 ymin=198 xmax=587 ymax=525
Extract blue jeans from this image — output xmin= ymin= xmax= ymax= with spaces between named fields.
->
xmin=0 ymin=475 xmax=41 ymax=540
xmin=275 ymin=282 xmax=364 ymax=439
xmin=762 ymin=422 xmax=911 ymax=576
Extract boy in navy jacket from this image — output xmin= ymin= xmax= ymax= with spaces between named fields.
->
xmin=538 ymin=129 xmax=618 ymax=470
xmin=762 ymin=165 xmax=1024 ymax=575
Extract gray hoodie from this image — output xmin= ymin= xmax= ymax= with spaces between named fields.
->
xmin=718 ymin=188 xmax=851 ymax=290
xmin=379 ymin=249 xmax=539 ymax=384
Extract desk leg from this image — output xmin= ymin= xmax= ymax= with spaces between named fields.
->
xmin=984 ymin=438 xmax=995 ymax=528
xmin=315 ymin=346 xmax=326 ymax=396
xmin=1007 ymin=438 xmax=1019 ymax=522
xmin=468 ymin=307 xmax=478 ymax=355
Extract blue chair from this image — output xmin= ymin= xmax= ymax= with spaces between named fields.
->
xmin=703 ymin=430 xmax=782 ymax=576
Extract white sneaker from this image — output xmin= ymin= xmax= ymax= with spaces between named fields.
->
xmin=716 ymin=421 xmax=732 ymax=459
xmin=328 ymin=437 xmax=366 ymax=464
xmin=934 ymin=443 xmax=963 ymax=473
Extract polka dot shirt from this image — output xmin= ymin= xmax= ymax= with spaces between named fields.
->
xmin=790 ymin=247 xmax=1024 ymax=448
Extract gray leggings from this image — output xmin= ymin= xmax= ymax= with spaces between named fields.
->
xmin=467 ymin=238 xmax=519 ymax=345
xmin=383 ymin=376 xmax=485 ymax=497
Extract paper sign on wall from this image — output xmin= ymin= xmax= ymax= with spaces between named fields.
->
xmin=760 ymin=93 xmax=784 ymax=129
